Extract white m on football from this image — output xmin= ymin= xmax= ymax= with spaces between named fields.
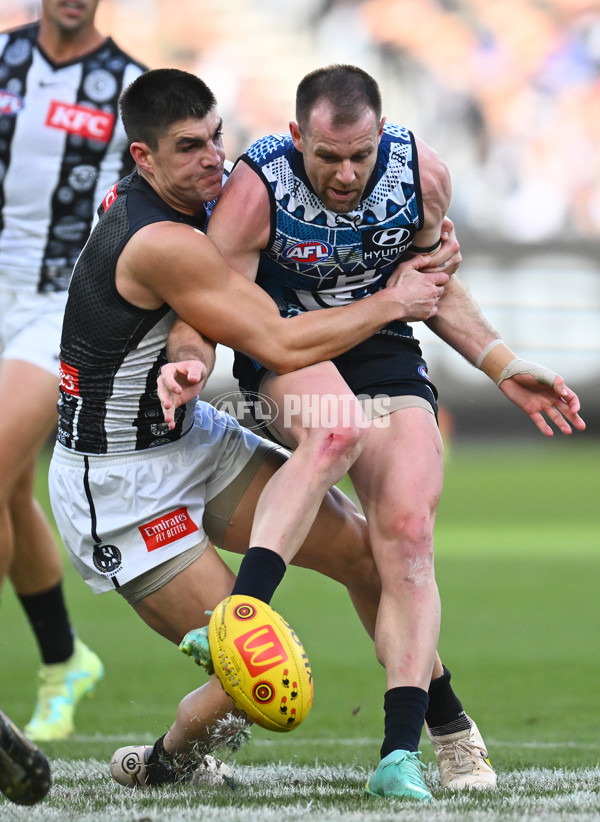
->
xmin=208 ymin=596 xmax=313 ymax=732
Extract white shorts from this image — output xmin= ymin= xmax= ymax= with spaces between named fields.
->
xmin=49 ymin=402 xmax=276 ymax=595
xmin=0 ymin=287 xmax=66 ymax=375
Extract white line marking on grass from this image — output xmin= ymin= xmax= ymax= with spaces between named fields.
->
xmin=70 ymin=734 xmax=600 ymax=750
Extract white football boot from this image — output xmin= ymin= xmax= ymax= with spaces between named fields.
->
xmin=110 ymin=744 xmax=233 ymax=788
xmin=427 ymin=717 xmax=497 ymax=790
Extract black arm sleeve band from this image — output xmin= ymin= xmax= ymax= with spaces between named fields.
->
xmin=409 ymin=237 xmax=443 ymax=254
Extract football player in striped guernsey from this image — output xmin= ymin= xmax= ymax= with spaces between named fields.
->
xmin=0 ymin=0 xmax=146 ymax=742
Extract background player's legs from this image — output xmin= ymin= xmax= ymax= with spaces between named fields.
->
xmin=0 ymin=358 xmax=102 ymax=741
xmin=9 ymin=462 xmax=62 ymax=595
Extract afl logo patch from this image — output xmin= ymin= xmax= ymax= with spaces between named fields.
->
xmin=418 ymin=365 xmax=431 ymax=381
xmin=283 ymin=241 xmax=333 ymax=264
xmin=0 ymin=90 xmax=24 ymax=116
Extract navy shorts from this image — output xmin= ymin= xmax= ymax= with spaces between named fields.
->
xmin=233 ymin=332 xmax=439 ymax=417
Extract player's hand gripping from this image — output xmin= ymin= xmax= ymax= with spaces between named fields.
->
xmin=157 ymin=360 xmax=210 ymax=429
xmin=497 ymin=364 xmax=586 ymax=437
xmin=422 ymin=217 xmax=462 ymax=276
xmin=385 ymin=253 xmax=450 ymax=321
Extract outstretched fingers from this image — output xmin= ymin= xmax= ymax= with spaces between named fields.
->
xmin=500 ymin=373 xmax=586 ymax=437
xmin=550 ymin=379 xmax=586 ymax=433
xmin=157 ymin=361 xmax=206 ymax=429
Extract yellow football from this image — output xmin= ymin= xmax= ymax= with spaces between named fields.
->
xmin=208 ymin=595 xmax=313 ymax=732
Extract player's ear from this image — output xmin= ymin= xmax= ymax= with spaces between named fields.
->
xmin=378 ymin=117 xmax=386 ymax=140
xmin=130 ymin=141 xmax=153 ymax=172
xmin=289 ymin=121 xmax=303 ymax=152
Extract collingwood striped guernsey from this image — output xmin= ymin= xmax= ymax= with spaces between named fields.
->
xmin=57 ymin=172 xmax=211 ymax=455
xmin=0 ymin=22 xmax=146 ymax=293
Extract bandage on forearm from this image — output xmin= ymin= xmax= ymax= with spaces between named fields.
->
xmin=476 ymin=339 xmax=558 ymax=387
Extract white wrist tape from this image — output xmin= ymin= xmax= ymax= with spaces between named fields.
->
xmin=474 ymin=339 xmax=503 ymax=369
xmin=476 ymin=339 xmax=559 ymax=387
xmin=495 ymin=358 xmax=559 ymax=388
xmin=476 ymin=339 xmax=516 ymax=383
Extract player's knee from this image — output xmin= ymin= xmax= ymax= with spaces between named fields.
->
xmin=311 ymin=423 xmax=365 ymax=469
xmin=376 ymin=512 xmax=435 ymax=584
xmin=380 ymin=508 xmax=434 ymax=547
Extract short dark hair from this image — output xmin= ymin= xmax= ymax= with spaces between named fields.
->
xmin=296 ymin=65 xmax=382 ymax=130
xmin=119 ymin=68 xmax=217 ymax=149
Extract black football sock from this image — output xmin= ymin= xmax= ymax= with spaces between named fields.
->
xmin=145 ymin=735 xmax=181 ymax=786
xmin=230 ymin=546 xmax=287 ymax=605
xmin=17 ymin=581 xmax=74 ymax=664
xmin=425 ymin=665 xmax=471 ymax=735
xmin=380 ymin=686 xmax=429 ymax=758
xmin=145 ymin=735 xmax=204 ymax=786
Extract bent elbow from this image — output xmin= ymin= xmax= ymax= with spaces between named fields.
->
xmin=261 ymin=343 xmax=306 ymax=375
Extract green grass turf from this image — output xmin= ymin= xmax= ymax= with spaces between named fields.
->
xmin=1 ymin=437 xmax=598 ymax=810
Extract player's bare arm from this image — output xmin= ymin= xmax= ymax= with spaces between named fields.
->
xmin=426 ymin=276 xmax=586 ymax=436
xmin=117 ymin=220 xmax=448 ymax=374
xmin=405 ymin=138 xmax=461 ymax=275
xmin=207 ymin=160 xmax=270 ymax=280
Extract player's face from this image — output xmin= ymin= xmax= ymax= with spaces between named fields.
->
xmin=43 ymin=0 xmax=102 ymax=34
xmin=290 ymin=101 xmax=384 ymax=213
xmin=147 ymin=111 xmax=226 ymax=216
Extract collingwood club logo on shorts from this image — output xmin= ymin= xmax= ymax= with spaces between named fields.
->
xmin=211 ymin=391 xmax=279 ymax=431
xmin=93 ymin=543 xmax=122 ymax=578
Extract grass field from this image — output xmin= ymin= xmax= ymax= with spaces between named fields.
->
xmin=1 ymin=436 xmax=599 ymax=820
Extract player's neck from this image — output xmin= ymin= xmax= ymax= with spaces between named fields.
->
xmin=37 ymin=22 xmax=106 ymax=64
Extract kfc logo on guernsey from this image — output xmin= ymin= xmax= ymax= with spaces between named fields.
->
xmin=45 ymin=100 xmax=115 ymax=142
xmin=283 ymin=241 xmax=333 ymax=264
xmin=234 ymin=624 xmax=289 ymax=677
xmin=59 ymin=361 xmax=80 ymax=396
xmin=139 ymin=507 xmax=198 ymax=552
xmin=0 ymin=90 xmax=24 ymax=116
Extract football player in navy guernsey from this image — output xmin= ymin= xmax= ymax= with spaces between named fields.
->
xmin=47 ymin=68 xmax=452 ymax=791
xmin=163 ymin=65 xmax=585 ymax=800
xmin=0 ymin=0 xmax=146 ymax=742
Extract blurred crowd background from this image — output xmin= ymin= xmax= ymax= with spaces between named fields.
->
xmin=3 ymin=0 xmax=599 ymax=433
